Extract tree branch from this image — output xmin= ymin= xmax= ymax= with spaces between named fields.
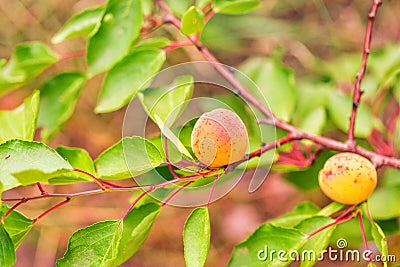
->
xmin=347 ymin=0 xmax=382 ymax=145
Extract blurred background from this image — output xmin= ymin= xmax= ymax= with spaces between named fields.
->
xmin=1 ymin=0 xmax=400 ymax=266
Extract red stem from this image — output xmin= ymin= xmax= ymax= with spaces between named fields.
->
xmin=36 ymin=182 xmax=46 ymax=195
xmin=1 ymin=198 xmax=28 ymax=222
xmin=307 ymin=212 xmax=356 ymax=239
xmin=32 ymin=197 xmax=71 ymax=224
xmin=347 ymin=0 xmax=382 ymax=145
xmin=161 ymin=181 xmax=192 ymax=207
xmin=59 ymin=50 xmax=86 ymax=61
xmin=73 ymin=168 xmax=108 ymax=190
xmin=164 ymin=41 xmax=192 ymax=53
xmin=207 ymin=175 xmax=219 ymax=207
xmin=358 ymin=211 xmax=372 ymax=263
xmin=121 ymin=186 xmax=155 ymax=219
xmin=334 ymin=204 xmax=356 ymax=221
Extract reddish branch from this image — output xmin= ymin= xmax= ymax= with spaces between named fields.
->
xmin=158 ymin=0 xmax=400 ymax=169
xmin=1 ymin=0 xmax=398 ymax=225
xmin=347 ymin=0 xmax=382 ymax=145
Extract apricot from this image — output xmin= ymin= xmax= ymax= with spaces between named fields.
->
xmin=191 ymin=108 xmax=248 ymax=168
xmin=318 ymin=152 xmax=377 ymax=205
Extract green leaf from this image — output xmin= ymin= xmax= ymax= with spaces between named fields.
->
xmin=238 ymin=57 xmax=296 ymax=121
xmin=133 ymin=37 xmax=171 ymax=50
xmin=56 ymin=146 xmax=95 ymax=175
xmin=371 ymin=222 xmax=388 ymax=267
xmin=154 ymin=114 xmax=194 ymax=160
xmin=139 ymin=75 xmax=193 ymax=126
xmin=181 ymin=6 xmax=205 ymax=35
xmin=0 ymin=42 xmax=58 ymax=95
xmin=38 ymin=72 xmax=86 ymax=141
xmin=95 ymin=49 xmax=165 ymax=113
xmin=228 ymin=223 xmax=306 ymax=267
xmin=368 ymin=187 xmax=400 ymax=220
xmin=0 ymin=223 xmax=16 ymax=267
xmin=113 ymin=203 xmax=160 ymax=265
xmin=87 ymin=0 xmax=143 ymax=76
xmin=213 ymin=0 xmax=260 ymax=14
xmin=57 ymin=220 xmax=123 ymax=267
xmin=317 ymin=202 xmax=344 ymax=217
xmin=269 ymin=201 xmax=320 ymax=228
xmin=283 ymin=151 xmax=335 ymax=191
xmin=94 ymin=137 xmax=163 ymax=180
xmin=184 ymin=207 xmax=211 ymax=267
xmin=0 ymin=205 xmax=33 ymax=248
xmin=0 ymin=90 xmax=39 ymax=144
xmin=326 ymin=92 xmax=373 ymax=138
xmin=295 ymin=216 xmax=335 ymax=267
xmin=52 ymin=6 xmax=104 ymax=44
xmin=381 ymin=167 xmax=400 ymax=188
xmin=298 ymin=107 xmax=326 ymax=136
xmin=0 ymin=140 xmax=71 ymax=191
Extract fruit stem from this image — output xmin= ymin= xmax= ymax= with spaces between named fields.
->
xmin=358 ymin=211 xmax=372 ymax=263
xmin=307 ymin=212 xmax=356 ymax=239
xmin=207 ymin=175 xmax=219 ymax=207
xmin=161 ymin=181 xmax=193 ymax=207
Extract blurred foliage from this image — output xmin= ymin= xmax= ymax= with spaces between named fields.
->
xmin=0 ymin=0 xmax=400 ymax=266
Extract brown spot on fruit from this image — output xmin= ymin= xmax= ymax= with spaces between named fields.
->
xmin=318 ymin=152 xmax=377 ymax=205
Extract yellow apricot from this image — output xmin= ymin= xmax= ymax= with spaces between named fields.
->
xmin=191 ymin=108 xmax=248 ymax=168
xmin=318 ymin=152 xmax=377 ymax=205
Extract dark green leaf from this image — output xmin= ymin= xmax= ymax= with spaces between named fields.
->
xmin=0 ymin=42 xmax=58 ymax=95
xmin=0 ymin=90 xmax=39 ymax=144
xmin=0 ymin=205 xmax=33 ymax=248
xmin=181 ymin=6 xmax=205 ymax=35
xmin=213 ymin=0 xmax=260 ymax=14
xmin=0 ymin=140 xmax=71 ymax=191
xmin=295 ymin=216 xmax=335 ymax=267
xmin=138 ymin=75 xmax=193 ymax=127
xmin=268 ymin=201 xmax=320 ymax=228
xmin=52 ymin=6 xmax=104 ymax=44
xmin=371 ymin=222 xmax=388 ymax=267
xmin=238 ymin=57 xmax=296 ymax=121
xmin=95 ymin=49 xmax=165 ymax=113
xmin=368 ymin=187 xmax=400 ymax=220
xmin=184 ymin=207 xmax=210 ymax=267
xmin=57 ymin=220 xmax=123 ymax=267
xmin=228 ymin=223 xmax=306 ymax=267
xmin=87 ymin=0 xmax=143 ymax=76
xmin=327 ymin=92 xmax=374 ymax=138
xmin=38 ymin=72 xmax=86 ymax=141
xmin=113 ymin=203 xmax=160 ymax=265
xmin=0 ymin=223 xmax=15 ymax=267
xmin=94 ymin=137 xmax=163 ymax=180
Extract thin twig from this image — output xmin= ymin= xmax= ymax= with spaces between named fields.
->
xmin=347 ymin=0 xmax=382 ymax=146
xmin=32 ymin=197 xmax=71 ymax=224
xmin=161 ymin=181 xmax=193 ymax=207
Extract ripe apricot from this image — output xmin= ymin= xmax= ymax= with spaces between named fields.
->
xmin=191 ymin=108 xmax=248 ymax=168
xmin=318 ymin=152 xmax=377 ymax=205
